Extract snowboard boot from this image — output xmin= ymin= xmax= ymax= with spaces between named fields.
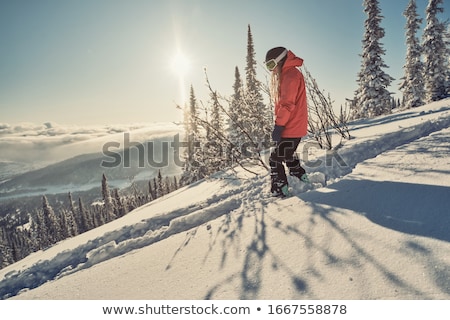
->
xmin=271 ymin=178 xmax=289 ymax=198
xmin=286 ymin=158 xmax=309 ymax=183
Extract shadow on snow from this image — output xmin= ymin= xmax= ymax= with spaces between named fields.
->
xmin=300 ymin=179 xmax=450 ymax=243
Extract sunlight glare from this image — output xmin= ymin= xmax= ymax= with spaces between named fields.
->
xmin=171 ymin=51 xmax=191 ymax=77
xmin=170 ymin=50 xmax=191 ymax=105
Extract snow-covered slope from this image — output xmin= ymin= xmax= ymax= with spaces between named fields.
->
xmin=1 ymin=100 xmax=450 ymax=300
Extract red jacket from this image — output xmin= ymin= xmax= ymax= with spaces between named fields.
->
xmin=275 ymin=51 xmax=308 ymax=138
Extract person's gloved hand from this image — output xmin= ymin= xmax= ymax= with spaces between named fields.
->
xmin=271 ymin=125 xmax=285 ymax=144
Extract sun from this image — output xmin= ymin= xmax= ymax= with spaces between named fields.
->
xmin=170 ymin=50 xmax=191 ymax=105
xmin=171 ymin=51 xmax=191 ymax=77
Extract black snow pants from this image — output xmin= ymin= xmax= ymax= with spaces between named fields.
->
xmin=269 ymin=138 xmax=306 ymax=191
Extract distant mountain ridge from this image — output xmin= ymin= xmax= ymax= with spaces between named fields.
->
xmin=0 ymin=137 xmax=182 ymax=199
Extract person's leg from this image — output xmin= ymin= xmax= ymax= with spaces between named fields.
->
xmin=269 ymin=139 xmax=299 ymax=195
xmin=284 ymin=138 xmax=308 ymax=182
xmin=269 ymin=150 xmax=287 ymax=193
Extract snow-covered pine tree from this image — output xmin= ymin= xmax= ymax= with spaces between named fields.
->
xmin=180 ymin=85 xmax=205 ymax=186
xmin=42 ymin=195 xmax=61 ymax=245
xmin=101 ymin=174 xmax=116 ymax=222
xmin=59 ymin=209 xmax=69 ymax=239
xmin=156 ymin=170 xmax=165 ymax=198
xmin=244 ymin=25 xmax=270 ymax=145
xmin=164 ymin=176 xmax=172 ymax=194
xmin=148 ymin=179 xmax=156 ymax=201
xmin=353 ymin=0 xmax=394 ymax=119
xmin=185 ymin=85 xmax=199 ymax=138
xmin=113 ymin=188 xmax=127 ymax=218
xmin=33 ymin=208 xmax=47 ymax=249
xmin=8 ymin=232 xmax=19 ymax=262
xmin=172 ymin=176 xmax=179 ymax=191
xmin=78 ymin=197 xmax=93 ymax=233
xmin=422 ymin=0 xmax=447 ymax=103
xmin=400 ymin=0 xmax=425 ymax=109
xmin=152 ymin=177 xmax=158 ymax=199
xmin=422 ymin=0 xmax=448 ymax=102
xmin=28 ymin=213 xmax=40 ymax=251
xmin=65 ymin=192 xmax=78 ymax=237
xmin=10 ymin=229 xmax=33 ymax=263
xmin=228 ymin=66 xmax=244 ymax=148
xmin=204 ymin=89 xmax=226 ymax=174
xmin=225 ymin=66 xmax=248 ymax=165
xmin=91 ymin=203 xmax=105 ymax=227
xmin=0 ymin=227 xmax=13 ymax=269
xmin=68 ymin=191 xmax=76 ymax=216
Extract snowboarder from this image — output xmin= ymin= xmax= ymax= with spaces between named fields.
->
xmin=265 ymin=47 xmax=309 ymax=197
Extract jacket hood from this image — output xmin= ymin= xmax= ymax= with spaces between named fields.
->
xmin=283 ymin=50 xmax=304 ymax=69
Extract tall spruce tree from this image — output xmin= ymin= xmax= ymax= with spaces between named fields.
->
xmin=400 ymin=0 xmax=425 ymax=109
xmin=228 ymin=66 xmax=244 ymax=147
xmin=42 ymin=195 xmax=61 ymax=245
xmin=152 ymin=177 xmax=158 ymax=199
xmin=180 ymin=85 xmax=205 ymax=186
xmin=204 ymin=89 xmax=225 ymax=174
xmin=422 ymin=0 xmax=448 ymax=102
xmin=34 ymin=208 xmax=47 ymax=249
xmin=172 ymin=176 xmax=179 ymax=191
xmin=114 ymin=188 xmax=127 ymax=218
xmin=59 ymin=209 xmax=71 ymax=239
xmin=13 ymin=229 xmax=33 ymax=262
xmin=207 ymin=91 xmax=224 ymax=140
xmin=353 ymin=0 xmax=394 ymax=118
xmin=101 ymin=174 xmax=116 ymax=222
xmin=185 ymin=85 xmax=199 ymax=138
xmin=65 ymin=192 xmax=79 ymax=237
xmin=78 ymin=197 xmax=93 ymax=233
xmin=244 ymin=25 xmax=270 ymax=144
xmin=148 ymin=179 xmax=156 ymax=200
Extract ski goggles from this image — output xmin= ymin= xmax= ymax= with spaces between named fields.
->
xmin=265 ymin=49 xmax=288 ymax=71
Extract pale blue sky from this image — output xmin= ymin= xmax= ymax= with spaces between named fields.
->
xmin=0 ymin=0 xmax=448 ymax=125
